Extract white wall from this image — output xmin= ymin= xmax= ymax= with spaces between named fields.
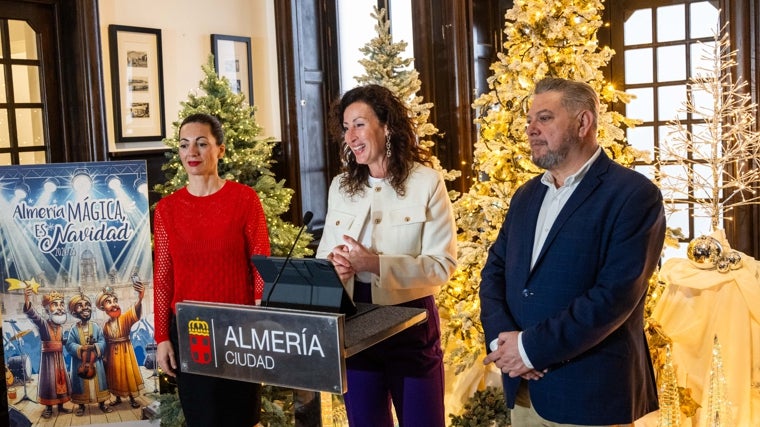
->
xmin=99 ymin=0 xmax=281 ymax=153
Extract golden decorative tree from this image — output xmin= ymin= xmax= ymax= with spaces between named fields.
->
xmin=702 ymin=335 xmax=733 ymax=426
xmin=658 ymin=345 xmax=682 ymax=427
xmin=437 ymin=1 xmax=650 ymax=422
xmin=437 ymin=0 xmax=643 ymax=378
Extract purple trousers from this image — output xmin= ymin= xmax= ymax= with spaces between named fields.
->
xmin=345 ymin=283 xmax=445 ymax=427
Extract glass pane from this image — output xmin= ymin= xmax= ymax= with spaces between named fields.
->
xmin=0 ymin=153 xmax=10 ymax=166
xmin=693 ymin=163 xmax=716 ymax=200
xmin=337 ymin=0 xmax=377 ymax=91
xmin=634 ymin=165 xmax=655 ymax=181
xmin=657 ymin=5 xmax=685 ymax=42
xmin=627 ymin=125 xmax=654 ymax=154
xmin=690 ymin=86 xmax=713 ymax=118
xmin=624 ymin=48 xmax=653 ymax=84
xmin=9 ymin=20 xmax=38 ymax=60
xmin=666 ymin=203 xmax=690 ymax=235
xmin=691 ymin=41 xmax=715 ymax=78
xmin=657 ymin=45 xmax=686 ymax=82
xmin=19 ymin=150 xmax=46 ymax=165
xmin=659 ymin=124 xmax=684 ymax=161
xmin=624 ymin=9 xmax=652 ymax=46
xmin=693 ymin=205 xmax=714 ymax=235
xmin=0 ymin=68 xmax=5 ymax=102
xmin=690 ymin=2 xmax=719 ymax=39
xmin=658 ymin=84 xmax=687 ymax=120
xmin=0 ymin=110 xmax=9 ymax=148
xmin=12 ymin=65 xmax=41 ymax=103
xmin=389 ymin=0 xmax=414 ymax=64
xmin=625 ymin=88 xmax=654 ymax=122
xmin=691 ymin=123 xmax=718 ymax=160
xmin=660 ymin=164 xmax=687 ymax=200
xmin=16 ymin=108 xmax=45 ymax=147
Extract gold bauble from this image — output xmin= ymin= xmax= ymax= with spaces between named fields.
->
xmin=686 ymin=235 xmax=723 ymax=269
xmin=716 ymin=257 xmax=731 ymax=273
xmin=725 ymin=250 xmax=742 ymax=270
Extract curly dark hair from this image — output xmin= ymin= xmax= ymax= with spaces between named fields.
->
xmin=327 ymin=84 xmax=430 ymax=197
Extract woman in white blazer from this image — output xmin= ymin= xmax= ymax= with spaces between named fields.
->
xmin=317 ymin=84 xmax=457 ymax=427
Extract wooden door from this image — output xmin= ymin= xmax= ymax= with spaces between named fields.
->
xmin=275 ymin=0 xmax=339 ymax=233
xmin=0 ymin=0 xmax=106 ymax=165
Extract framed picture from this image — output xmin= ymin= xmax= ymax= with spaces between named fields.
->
xmin=109 ymin=25 xmax=166 ymax=143
xmin=211 ymin=34 xmax=254 ymax=104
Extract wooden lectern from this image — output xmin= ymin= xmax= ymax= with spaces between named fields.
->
xmin=175 ymin=301 xmax=427 ymax=394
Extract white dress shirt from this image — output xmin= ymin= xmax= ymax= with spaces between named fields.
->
xmin=490 ymin=148 xmax=602 ymax=369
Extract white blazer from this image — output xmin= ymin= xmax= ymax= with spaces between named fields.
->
xmin=316 ymin=163 xmax=457 ymax=305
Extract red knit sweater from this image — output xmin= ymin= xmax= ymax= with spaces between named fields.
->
xmin=152 ymin=181 xmax=270 ymax=344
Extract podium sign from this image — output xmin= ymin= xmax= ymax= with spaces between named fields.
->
xmin=176 ymin=301 xmax=347 ymax=393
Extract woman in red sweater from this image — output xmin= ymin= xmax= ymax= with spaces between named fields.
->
xmin=153 ymin=113 xmax=270 ymax=427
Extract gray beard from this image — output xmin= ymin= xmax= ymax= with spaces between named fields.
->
xmin=532 ymin=149 xmax=566 ymax=170
xmin=50 ymin=313 xmax=67 ymax=325
xmin=531 ymin=133 xmax=577 ymax=170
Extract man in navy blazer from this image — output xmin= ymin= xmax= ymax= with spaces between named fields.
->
xmin=479 ymin=77 xmax=665 ymax=425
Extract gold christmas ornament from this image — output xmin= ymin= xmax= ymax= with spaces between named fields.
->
xmin=686 ymin=236 xmax=723 ymax=269
xmin=724 ymin=250 xmax=742 ymax=270
xmin=716 ymin=257 xmax=731 ymax=273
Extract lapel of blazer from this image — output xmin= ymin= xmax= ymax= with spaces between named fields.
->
xmin=514 ymin=179 xmax=548 ymax=286
xmin=530 ymin=151 xmax=612 ymax=272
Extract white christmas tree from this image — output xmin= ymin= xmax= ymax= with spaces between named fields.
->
xmin=438 ymin=0 xmax=643 ymax=378
xmin=656 ymin=28 xmax=760 ymax=233
xmin=439 ymin=1 xmax=649 ymax=422
xmin=354 ymin=6 xmax=460 ymax=185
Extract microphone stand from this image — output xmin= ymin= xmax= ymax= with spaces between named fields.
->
xmin=263 ymin=211 xmax=313 ymax=307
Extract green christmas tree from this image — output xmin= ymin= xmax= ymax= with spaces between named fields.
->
xmin=355 ymin=6 xmax=461 ymax=186
xmin=154 ymin=56 xmax=312 ymax=257
xmin=438 ymin=0 xmax=644 ymax=383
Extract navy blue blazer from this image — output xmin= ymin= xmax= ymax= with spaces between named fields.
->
xmin=479 ymin=151 xmax=665 ymax=425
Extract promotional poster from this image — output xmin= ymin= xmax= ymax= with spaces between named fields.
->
xmin=0 ymin=161 xmax=157 ymax=426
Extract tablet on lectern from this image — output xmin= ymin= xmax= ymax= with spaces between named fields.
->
xmin=252 ymin=255 xmax=357 ymax=316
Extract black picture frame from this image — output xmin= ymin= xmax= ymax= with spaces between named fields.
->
xmin=211 ymin=34 xmax=254 ymax=104
xmin=109 ymin=25 xmax=166 ymax=143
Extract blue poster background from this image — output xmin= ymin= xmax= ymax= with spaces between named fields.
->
xmin=1 ymin=161 xmax=156 ymax=425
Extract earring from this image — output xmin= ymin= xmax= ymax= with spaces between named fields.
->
xmin=342 ymin=144 xmax=354 ymax=163
xmin=385 ymin=133 xmax=391 ymax=158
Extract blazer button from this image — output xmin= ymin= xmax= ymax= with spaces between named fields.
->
xmin=522 ymin=289 xmax=530 ymax=297
xmin=335 ymin=220 xmax=341 ymax=226
xmin=374 ymin=218 xmax=381 ymax=224
xmin=404 ymin=216 xmax=410 ymax=222
xmin=374 ymin=187 xmax=382 ymax=192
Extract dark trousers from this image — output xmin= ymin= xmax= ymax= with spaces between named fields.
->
xmin=344 ymin=283 xmax=445 ymax=427
xmin=170 ymin=317 xmax=261 ymax=427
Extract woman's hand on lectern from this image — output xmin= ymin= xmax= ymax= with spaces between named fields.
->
xmin=157 ymin=340 xmax=177 ymax=377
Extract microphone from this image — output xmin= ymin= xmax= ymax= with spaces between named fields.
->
xmin=263 ymin=211 xmax=313 ymax=307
